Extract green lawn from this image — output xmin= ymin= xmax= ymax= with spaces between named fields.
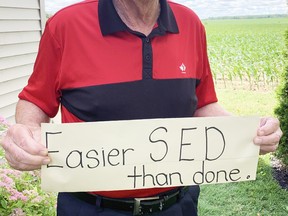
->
xmin=198 ymin=87 xmax=288 ymax=216
xmin=216 ymin=88 xmax=278 ymax=116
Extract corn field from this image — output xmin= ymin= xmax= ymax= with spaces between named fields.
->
xmin=204 ymin=17 xmax=288 ymax=90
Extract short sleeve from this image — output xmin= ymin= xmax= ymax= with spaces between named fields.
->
xmin=196 ymin=24 xmax=218 ymax=109
xmin=18 ymin=21 xmax=62 ymax=118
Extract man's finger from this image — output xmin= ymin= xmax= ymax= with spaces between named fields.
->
xmin=258 ymin=117 xmax=280 ymax=136
xmin=254 ymin=130 xmax=282 ymax=146
xmin=5 ymin=146 xmax=50 ymax=170
xmin=5 ymin=124 xmax=47 ymax=156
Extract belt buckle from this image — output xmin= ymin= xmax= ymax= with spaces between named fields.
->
xmin=133 ymin=196 xmax=159 ymax=215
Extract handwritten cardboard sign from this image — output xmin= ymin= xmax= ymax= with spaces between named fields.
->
xmin=41 ymin=116 xmax=260 ymax=192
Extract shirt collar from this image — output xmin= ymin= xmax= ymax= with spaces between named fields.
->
xmin=98 ymin=0 xmax=179 ymax=36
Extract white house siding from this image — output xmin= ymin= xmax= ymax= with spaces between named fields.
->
xmin=0 ymin=0 xmax=46 ymax=123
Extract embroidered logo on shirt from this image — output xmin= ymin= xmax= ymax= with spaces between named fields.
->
xmin=179 ymin=63 xmax=186 ymax=74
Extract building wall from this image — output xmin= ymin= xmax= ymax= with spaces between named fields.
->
xmin=0 ymin=0 xmax=46 ymax=123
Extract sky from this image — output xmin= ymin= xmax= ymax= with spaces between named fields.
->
xmin=45 ymin=0 xmax=288 ymax=19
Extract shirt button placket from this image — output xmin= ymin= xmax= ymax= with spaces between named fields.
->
xmin=142 ymin=37 xmax=153 ymax=79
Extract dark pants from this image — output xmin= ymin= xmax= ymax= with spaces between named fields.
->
xmin=57 ymin=186 xmax=200 ymax=216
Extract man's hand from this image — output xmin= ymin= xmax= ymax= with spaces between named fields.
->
xmin=254 ymin=117 xmax=282 ymax=155
xmin=1 ymin=124 xmax=51 ymax=171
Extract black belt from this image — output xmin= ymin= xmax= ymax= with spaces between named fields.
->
xmin=70 ymin=187 xmax=189 ymax=215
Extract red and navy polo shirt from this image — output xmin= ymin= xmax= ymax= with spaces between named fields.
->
xmin=19 ymin=0 xmax=218 ymax=198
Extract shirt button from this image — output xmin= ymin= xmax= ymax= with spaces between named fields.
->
xmin=145 ymin=54 xmax=151 ymax=61
xmin=145 ymin=38 xmax=150 ymax=43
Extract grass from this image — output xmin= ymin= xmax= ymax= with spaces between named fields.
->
xmin=199 ymin=155 xmax=288 ymax=216
xmin=216 ymin=88 xmax=278 ymax=116
xmin=198 ymin=87 xmax=288 ymax=216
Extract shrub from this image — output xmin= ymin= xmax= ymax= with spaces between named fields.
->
xmin=274 ymin=29 xmax=288 ymax=166
xmin=0 ymin=116 xmax=57 ymax=216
